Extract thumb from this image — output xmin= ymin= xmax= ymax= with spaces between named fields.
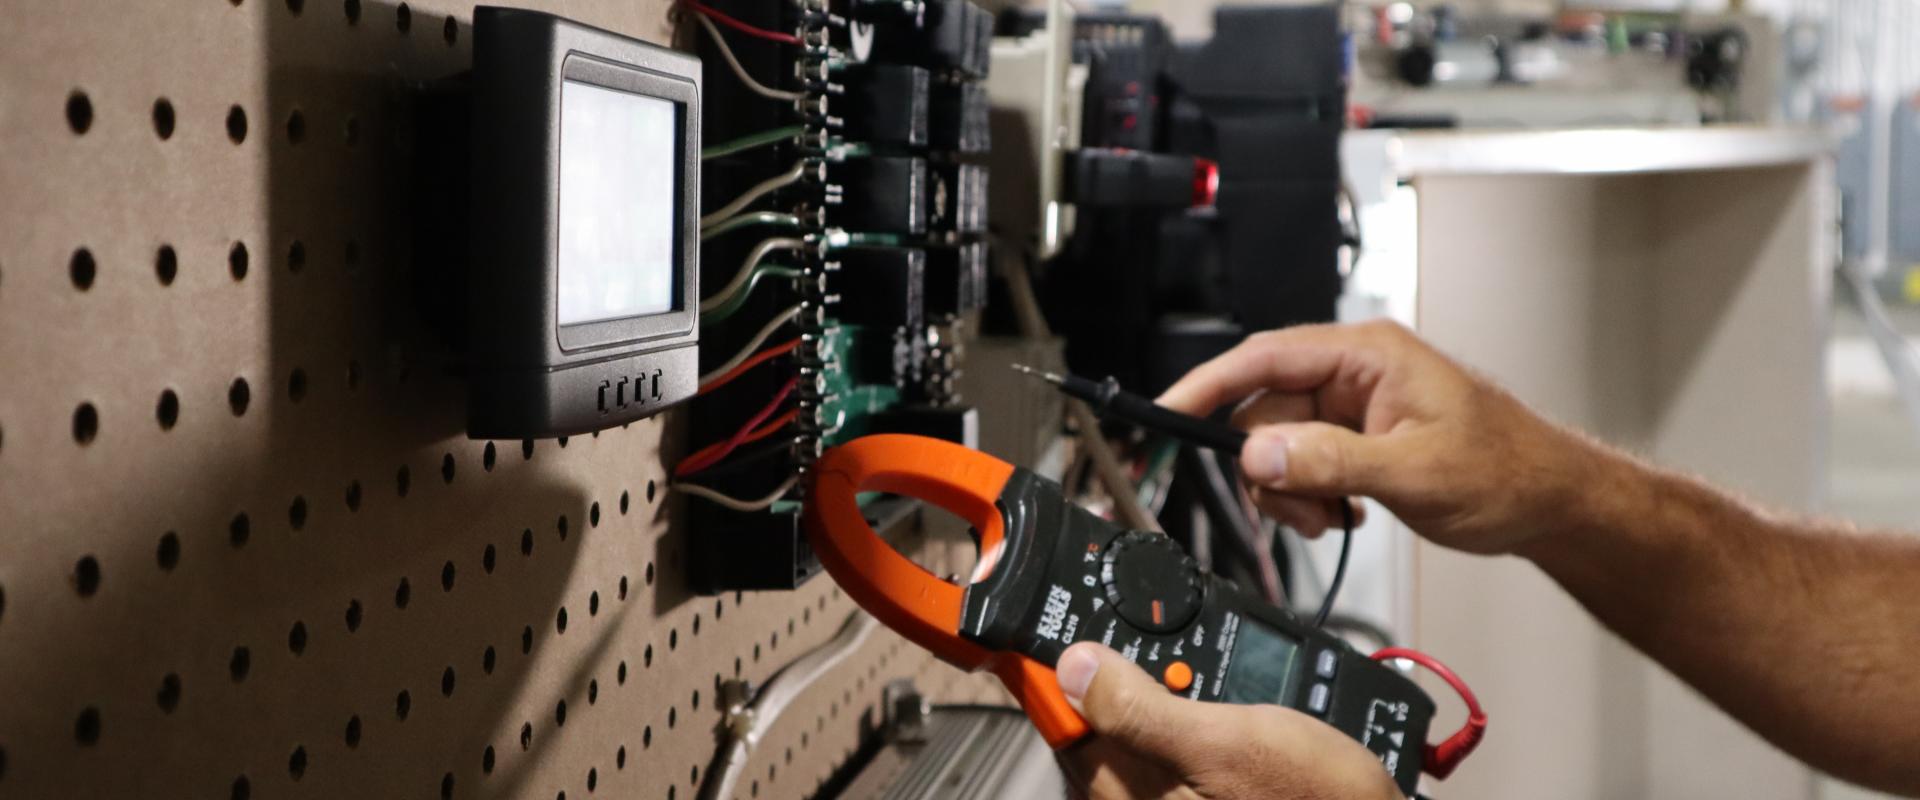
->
xmin=1241 ymin=421 xmax=1391 ymax=496
xmin=1056 ymin=642 xmax=1217 ymax=765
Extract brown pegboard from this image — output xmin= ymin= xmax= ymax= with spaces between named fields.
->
xmin=0 ymin=1 xmax=1007 ymax=798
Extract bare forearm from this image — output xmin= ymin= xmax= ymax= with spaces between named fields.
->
xmin=1521 ymin=441 xmax=1920 ymax=794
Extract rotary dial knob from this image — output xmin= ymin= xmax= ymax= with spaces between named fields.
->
xmin=1100 ymin=531 xmax=1204 ymax=634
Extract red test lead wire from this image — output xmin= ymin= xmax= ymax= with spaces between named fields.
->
xmin=1370 ymin=647 xmax=1487 ymax=781
xmin=675 ymin=377 xmax=800 ymax=478
xmin=680 ymin=0 xmax=802 ymax=46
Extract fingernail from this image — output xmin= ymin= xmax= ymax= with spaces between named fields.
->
xmin=1243 ymin=431 xmax=1289 ymax=483
xmin=1056 ymin=645 xmax=1101 ymax=705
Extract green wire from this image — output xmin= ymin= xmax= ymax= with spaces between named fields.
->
xmin=700 ymin=211 xmax=805 ymax=242
xmin=701 ymin=265 xmax=805 ymax=325
xmin=702 ymin=125 xmax=806 ymax=160
xmin=1134 ymin=437 xmax=1181 ymax=508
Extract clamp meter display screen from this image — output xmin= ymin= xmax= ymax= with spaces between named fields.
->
xmin=556 ymin=80 xmax=679 ymax=326
xmin=1222 ymin=621 xmax=1302 ymax=706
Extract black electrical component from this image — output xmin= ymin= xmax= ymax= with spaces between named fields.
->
xmin=869 ymin=0 xmax=992 ymax=78
xmin=840 ymin=64 xmax=930 ymax=147
xmin=924 ymin=241 xmax=986 ymax=317
xmin=930 ymin=163 xmax=987 ymax=234
xmin=830 ymin=156 xmax=927 ymax=234
xmin=828 ymin=246 xmax=926 ymax=329
xmin=415 ymin=8 xmax=703 ymax=439
xmin=930 ymin=82 xmax=990 ymax=154
xmin=1064 ymin=148 xmax=1214 ymax=209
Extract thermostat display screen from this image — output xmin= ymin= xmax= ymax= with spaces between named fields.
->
xmin=556 ymin=80 xmax=679 ymax=326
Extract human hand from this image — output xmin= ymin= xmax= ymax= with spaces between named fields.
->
xmin=1054 ymin=642 xmax=1403 ymax=800
xmin=1158 ymin=320 xmax=1610 ymax=556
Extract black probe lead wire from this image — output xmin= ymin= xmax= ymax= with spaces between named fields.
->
xmin=1311 ymin=499 xmax=1356 ymax=628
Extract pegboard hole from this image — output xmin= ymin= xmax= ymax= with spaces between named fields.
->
xmin=618 ymin=661 xmax=628 ymax=685
xmin=288 ymin=621 xmax=307 ymax=655
xmin=643 ymin=726 xmax=652 ymax=748
xmin=587 ymin=768 xmax=597 ymax=792
xmin=71 ymin=555 xmax=102 ymax=599
xmin=647 ymin=480 xmax=657 ymax=503
xmin=395 ymin=2 xmax=411 ymax=32
xmin=441 ymin=561 xmax=456 ymax=592
xmin=691 ymin=689 xmax=701 ymax=710
xmin=395 ymin=577 xmax=411 ymax=609
xmin=74 ymin=706 xmax=101 ymax=745
xmin=289 ymin=495 xmax=308 ymax=530
xmin=589 ymin=502 xmax=600 ymax=527
xmin=286 ymin=109 xmax=307 ymax=145
xmin=228 ymin=241 xmax=248 ymax=280
xmin=482 ymin=745 xmax=495 ymax=774
xmin=520 ymin=529 xmax=533 ymax=556
xmin=395 ymin=690 xmax=412 ymax=720
xmin=346 ymin=480 xmax=362 ymax=511
xmin=226 ymin=105 xmax=247 ymax=144
xmin=557 ymin=436 xmax=569 ymax=448
xmin=521 ymin=626 xmax=533 ymax=654
xmin=443 ymin=15 xmax=458 ymax=45
xmin=617 ymin=746 xmax=626 ymax=769
xmin=519 ymin=722 xmax=532 ymax=750
xmin=440 ymin=773 xmax=453 ymax=800
xmin=555 ymin=699 xmax=567 ymax=727
xmin=156 ymin=532 xmax=180 ymax=571
xmin=287 ymin=367 xmax=308 ymax=404
xmin=288 ymin=746 xmax=307 ymax=781
xmin=343 ymin=0 xmax=360 ymax=24
xmin=285 ymin=0 xmax=304 ymax=14
xmin=521 ymin=438 xmax=534 ymax=460
xmin=231 ymin=776 xmax=250 ymax=800
xmin=69 ymin=248 xmax=95 ymax=291
xmin=483 ymin=544 xmax=497 ymax=574
xmin=619 ymin=491 xmax=630 ymax=515
xmin=482 ymin=646 xmax=496 ymax=675
xmin=152 ymin=98 xmax=175 ymax=140
xmin=483 ymin=442 xmax=497 ymax=471
xmin=156 ymin=389 xmax=180 ymax=430
xmin=228 ymin=377 xmax=251 ymax=416
xmin=229 ymin=512 xmax=251 ymax=548
xmin=441 ymin=453 xmax=456 ymax=483
xmin=157 ymin=673 xmax=181 ymax=712
xmin=693 ymin=614 xmax=701 ymax=635
xmin=557 ymin=514 xmax=569 ymax=540
xmin=588 ymin=679 xmax=598 ymax=705
xmin=644 ymin=645 xmax=653 ymax=668
xmin=155 ymin=245 xmax=178 ymax=285
xmin=287 ymin=240 xmax=307 ymax=274
xmin=668 ymin=707 xmax=676 ymax=729
xmin=344 ymin=715 xmax=362 ymax=747
xmin=66 ymin=91 xmax=92 ymax=134
xmin=229 ymin=646 xmax=251 ymax=681
xmin=344 ymin=115 xmax=360 ymax=147
xmin=396 ymin=465 xmax=411 ymax=497
xmin=555 ymin=606 xmax=568 ymax=634
xmin=589 ymin=592 xmax=599 ymax=617
xmin=441 ymin=666 xmax=456 ymax=697
xmin=646 ymin=563 xmax=655 ymax=586
xmin=344 ymin=599 xmax=363 ymax=631
xmin=619 ymin=577 xmax=628 ymax=601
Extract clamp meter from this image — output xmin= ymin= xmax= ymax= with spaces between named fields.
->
xmin=806 ymin=435 xmax=1477 ymax=796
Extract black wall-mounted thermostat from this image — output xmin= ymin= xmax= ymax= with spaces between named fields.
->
xmin=465 ymin=7 xmax=701 ymax=438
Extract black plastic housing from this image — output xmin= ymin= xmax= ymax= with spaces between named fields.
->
xmin=467 ymin=7 xmax=701 ymax=438
xmin=931 ymin=163 xmax=988 ymax=234
xmin=830 ymin=246 xmax=926 ymax=329
xmin=931 ymin=82 xmax=991 ymax=153
xmin=924 ymin=242 xmax=987 ymax=317
xmin=830 ymin=156 xmax=927 ymax=234
xmin=842 ymin=64 xmax=930 ymax=147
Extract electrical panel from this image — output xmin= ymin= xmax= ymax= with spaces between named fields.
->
xmin=684 ymin=0 xmax=993 ymax=593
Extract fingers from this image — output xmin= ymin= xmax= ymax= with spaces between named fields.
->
xmin=1158 ymin=322 xmax=1407 ymax=417
xmin=1060 ymin=738 xmax=1199 ymax=800
xmin=1241 ymin=422 xmax=1395 ymax=499
xmin=1056 ymin=643 xmax=1221 ymax=770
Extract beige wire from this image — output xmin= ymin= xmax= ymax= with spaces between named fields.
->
xmin=697 ymin=303 xmax=803 ymax=386
xmin=700 ymin=237 xmax=805 ymax=313
xmin=701 ymin=163 xmax=808 ymax=229
xmin=693 ymin=12 xmax=805 ymax=102
xmin=672 ymin=475 xmax=799 ymax=512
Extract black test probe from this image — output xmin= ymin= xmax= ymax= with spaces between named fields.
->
xmin=1010 ymin=364 xmax=1248 ymax=454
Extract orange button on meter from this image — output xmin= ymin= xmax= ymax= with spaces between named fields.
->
xmin=1163 ymin=660 xmax=1194 ymax=692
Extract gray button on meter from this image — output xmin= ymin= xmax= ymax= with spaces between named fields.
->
xmin=1316 ymin=649 xmax=1339 ymax=679
xmin=1307 ymin=682 xmax=1332 ymax=714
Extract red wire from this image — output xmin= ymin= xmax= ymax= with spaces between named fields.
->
xmin=699 ymin=338 xmax=800 ymax=397
xmin=676 ymin=378 xmax=799 ymax=478
xmin=1371 ymin=647 xmax=1488 ymax=780
xmin=678 ymin=409 xmax=800 ymax=477
xmin=681 ymin=0 xmax=802 ymax=46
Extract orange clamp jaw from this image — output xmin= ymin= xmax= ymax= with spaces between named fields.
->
xmin=804 ymin=434 xmax=1091 ymax=748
